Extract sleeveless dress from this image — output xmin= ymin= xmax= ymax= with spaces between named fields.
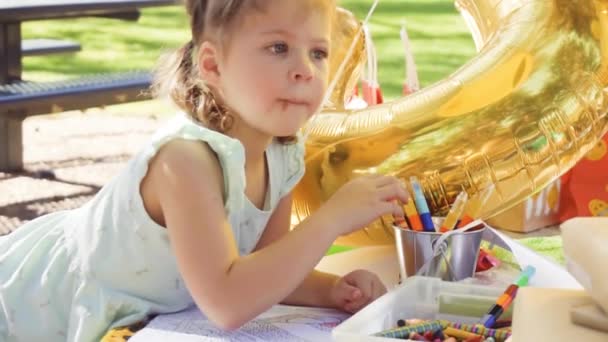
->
xmin=0 ymin=114 xmax=305 ymax=342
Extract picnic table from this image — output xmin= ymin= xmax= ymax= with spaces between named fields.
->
xmin=0 ymin=0 xmax=178 ymax=171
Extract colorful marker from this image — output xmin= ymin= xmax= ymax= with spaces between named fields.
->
xmin=402 ymin=189 xmax=423 ymax=231
xmin=479 ymin=266 xmax=536 ymax=328
xmin=456 ymin=185 xmax=495 ymax=228
xmin=393 ymin=200 xmax=410 ymax=230
xmin=439 ymin=191 xmax=469 ymax=232
xmin=409 ymin=176 xmax=435 ymax=232
xmin=515 ymin=265 xmax=535 ymax=286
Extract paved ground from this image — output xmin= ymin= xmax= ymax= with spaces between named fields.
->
xmin=0 ymin=100 xmax=172 ymax=235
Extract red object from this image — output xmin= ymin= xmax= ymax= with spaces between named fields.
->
xmin=403 ymin=83 xmax=416 ymax=95
xmin=476 ymin=248 xmax=501 ymax=272
xmin=559 ymin=133 xmax=608 ymax=221
xmin=362 ymin=81 xmax=383 ymax=105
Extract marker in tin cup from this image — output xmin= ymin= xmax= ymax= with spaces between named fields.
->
xmin=392 ymin=200 xmax=410 ymax=230
xmin=409 ymin=176 xmax=435 ymax=232
xmin=402 ymin=188 xmax=423 ymax=231
xmin=457 ymin=185 xmax=495 ymax=228
xmin=439 ymin=191 xmax=468 ymax=232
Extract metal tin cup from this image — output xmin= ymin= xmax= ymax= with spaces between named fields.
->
xmin=394 ymin=224 xmax=486 ymax=282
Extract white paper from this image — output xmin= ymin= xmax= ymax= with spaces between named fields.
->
xmin=130 ymin=305 xmax=350 ymax=342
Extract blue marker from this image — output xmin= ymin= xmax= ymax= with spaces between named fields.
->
xmin=410 ymin=176 xmax=435 ymax=232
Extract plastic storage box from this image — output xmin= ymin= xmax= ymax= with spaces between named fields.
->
xmin=332 ymin=276 xmax=510 ymax=341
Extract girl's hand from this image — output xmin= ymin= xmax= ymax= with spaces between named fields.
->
xmin=319 ymin=174 xmax=410 ymax=237
xmin=329 ymin=270 xmax=387 ymax=314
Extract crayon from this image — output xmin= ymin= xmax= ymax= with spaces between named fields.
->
xmin=492 ymin=320 xmax=512 ymax=329
xmin=457 ymin=185 xmax=495 ymax=228
xmin=443 ymin=327 xmax=482 ymax=340
xmin=409 ymin=176 xmax=435 ymax=231
xmin=409 ymin=332 xmax=427 ymax=341
xmin=373 ymin=320 xmax=443 ymax=338
xmin=439 ymin=191 xmax=468 ymax=232
xmin=438 ymin=321 xmax=511 ymax=342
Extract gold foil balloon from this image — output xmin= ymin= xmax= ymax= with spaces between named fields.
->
xmin=293 ymin=0 xmax=608 ymax=245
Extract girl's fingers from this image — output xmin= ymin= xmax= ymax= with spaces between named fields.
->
xmin=378 ymin=198 xmax=406 ymax=218
xmin=338 ymin=280 xmax=361 ymax=301
xmin=372 ymin=175 xmax=401 ymax=187
xmin=372 ymin=280 xmax=387 ymax=299
xmin=377 ymin=182 xmax=409 ymax=203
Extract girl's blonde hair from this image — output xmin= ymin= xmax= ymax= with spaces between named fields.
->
xmin=153 ymin=0 xmax=335 ymax=145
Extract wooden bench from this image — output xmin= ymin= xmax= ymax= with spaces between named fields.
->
xmin=21 ymin=39 xmax=82 ymax=57
xmin=0 ymin=1 xmax=179 ymax=172
xmin=0 ymin=71 xmax=152 ymax=171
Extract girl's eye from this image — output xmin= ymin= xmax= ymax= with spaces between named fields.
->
xmin=312 ymin=49 xmax=328 ymax=60
xmin=269 ymin=43 xmax=288 ymax=54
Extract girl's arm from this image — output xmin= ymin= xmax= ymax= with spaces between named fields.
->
xmin=147 ymin=140 xmax=338 ymax=330
xmin=253 ymin=194 xmax=340 ymax=309
xmin=146 ymin=140 xmax=406 ymax=330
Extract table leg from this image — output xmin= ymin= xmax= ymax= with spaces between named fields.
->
xmin=0 ymin=22 xmax=22 ymax=84
xmin=0 ymin=115 xmax=24 ymax=171
xmin=0 ymin=22 xmax=24 ymax=171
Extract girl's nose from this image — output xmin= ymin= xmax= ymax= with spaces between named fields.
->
xmin=289 ymin=56 xmax=314 ymax=82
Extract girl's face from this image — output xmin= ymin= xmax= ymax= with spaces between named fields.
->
xmin=209 ymin=1 xmax=332 ymax=138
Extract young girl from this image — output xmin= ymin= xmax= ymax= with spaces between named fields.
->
xmin=0 ymin=1 xmax=409 ymax=341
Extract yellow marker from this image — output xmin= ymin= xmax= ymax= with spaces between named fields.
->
xmin=402 ymin=189 xmax=423 ymax=231
xmin=440 ymin=191 xmax=468 ymax=232
xmin=457 ymin=185 xmax=495 ymax=228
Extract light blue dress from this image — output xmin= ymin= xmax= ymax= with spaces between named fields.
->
xmin=0 ymin=114 xmax=305 ymax=342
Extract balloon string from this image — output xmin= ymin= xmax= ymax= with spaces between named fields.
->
xmin=303 ymin=0 xmax=380 ymax=140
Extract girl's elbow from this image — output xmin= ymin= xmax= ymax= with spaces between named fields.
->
xmin=206 ymin=310 xmax=248 ymax=331
xmin=197 ymin=300 xmax=250 ymax=331
xmin=214 ymin=316 xmax=247 ymax=331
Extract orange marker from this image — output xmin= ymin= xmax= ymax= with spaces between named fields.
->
xmin=457 ymin=186 xmax=495 ymax=228
xmin=402 ymin=189 xmax=423 ymax=231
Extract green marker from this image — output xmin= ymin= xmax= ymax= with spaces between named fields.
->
xmin=515 ymin=265 xmax=536 ymax=286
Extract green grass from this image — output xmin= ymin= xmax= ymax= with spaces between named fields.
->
xmin=22 ymin=0 xmax=476 ymax=99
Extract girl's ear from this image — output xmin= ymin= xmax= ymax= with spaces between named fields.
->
xmin=197 ymin=41 xmax=221 ymax=88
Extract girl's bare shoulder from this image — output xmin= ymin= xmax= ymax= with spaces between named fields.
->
xmin=140 ymin=138 xmax=225 ymax=227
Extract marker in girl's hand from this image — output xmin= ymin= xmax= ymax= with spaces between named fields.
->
xmin=402 ymin=189 xmax=423 ymax=231
xmin=392 ymin=198 xmax=410 ymax=230
xmin=409 ymin=176 xmax=435 ymax=232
